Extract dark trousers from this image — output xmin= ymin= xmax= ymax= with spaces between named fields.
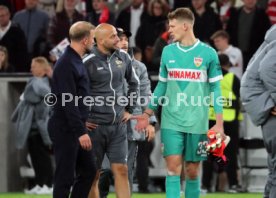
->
xmin=202 ymin=120 xmax=239 ymax=188
xmin=262 ymin=116 xmax=276 ymax=198
xmin=27 ymin=133 xmax=53 ymax=187
xmin=136 ymin=141 xmax=154 ymax=191
xmin=49 ymin=123 xmax=96 ymax=198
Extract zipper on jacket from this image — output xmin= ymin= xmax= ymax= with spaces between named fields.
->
xmin=107 ymin=54 xmax=116 ymax=124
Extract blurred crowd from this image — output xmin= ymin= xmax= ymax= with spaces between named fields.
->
xmin=0 ymin=0 xmax=274 ymax=74
xmin=3 ymin=0 xmax=275 ymax=195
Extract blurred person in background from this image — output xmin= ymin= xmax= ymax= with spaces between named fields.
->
xmin=116 ymin=0 xmax=149 ymax=47
xmin=37 ymin=0 xmax=57 ymax=17
xmin=11 ymin=57 xmax=53 ymax=195
xmin=191 ymin=0 xmax=222 ymax=44
xmin=202 ymin=54 xmax=242 ymax=193
xmin=226 ymin=0 xmax=271 ymax=70
xmin=13 ymin=0 xmax=50 ymax=59
xmin=0 ymin=45 xmax=14 ymax=72
xmin=48 ymin=0 xmax=83 ymax=62
xmin=0 ymin=5 xmax=29 ymax=72
xmin=135 ymin=0 xmax=169 ymax=68
xmin=86 ymin=0 xmax=115 ymax=26
xmin=106 ymin=0 xmax=131 ymax=20
xmin=151 ymin=20 xmax=170 ymax=74
xmin=267 ymin=0 xmax=276 ymax=24
xmin=211 ymin=30 xmax=243 ymax=79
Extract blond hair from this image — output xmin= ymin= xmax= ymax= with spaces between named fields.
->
xmin=32 ymin=56 xmax=51 ymax=71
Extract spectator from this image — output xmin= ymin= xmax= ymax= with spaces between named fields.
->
xmin=13 ymin=0 xmax=50 ymax=59
xmin=0 ymin=45 xmax=14 ymax=72
xmin=191 ymin=0 xmax=222 ymax=44
xmin=116 ymin=0 xmax=149 ymax=47
xmin=135 ymin=0 xmax=169 ymax=67
xmin=37 ymin=0 xmax=57 ymax=17
xmin=214 ymin=0 xmax=236 ymax=29
xmin=152 ymin=20 xmax=171 ymax=74
xmin=211 ymin=30 xmax=243 ymax=79
xmin=11 ymin=56 xmax=53 ymax=195
xmin=202 ymin=54 xmax=242 ymax=193
xmin=106 ymin=0 xmax=131 ymax=20
xmin=267 ymin=0 xmax=276 ymax=24
xmin=48 ymin=0 xmax=83 ymax=49
xmin=0 ymin=5 xmax=29 ymax=72
xmin=86 ymin=0 xmax=115 ymax=26
xmin=226 ymin=0 xmax=271 ymax=70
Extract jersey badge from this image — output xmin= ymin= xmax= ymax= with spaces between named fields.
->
xmin=194 ymin=57 xmax=203 ymax=67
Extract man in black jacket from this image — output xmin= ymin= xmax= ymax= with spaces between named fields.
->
xmin=0 ymin=5 xmax=29 ymax=72
xmin=48 ymin=21 xmax=96 ymax=198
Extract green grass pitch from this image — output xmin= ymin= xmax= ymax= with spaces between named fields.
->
xmin=0 ymin=193 xmax=262 ymax=198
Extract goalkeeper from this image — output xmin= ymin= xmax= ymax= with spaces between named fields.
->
xmin=132 ymin=8 xmax=225 ymax=198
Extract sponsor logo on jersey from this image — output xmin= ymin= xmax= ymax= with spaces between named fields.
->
xmin=194 ymin=57 xmax=203 ymax=67
xmin=167 ymin=69 xmax=207 ymax=82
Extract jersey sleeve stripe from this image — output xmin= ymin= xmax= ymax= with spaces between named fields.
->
xmin=209 ymin=75 xmax=223 ymax=83
xmin=159 ymin=76 xmax=167 ymax=82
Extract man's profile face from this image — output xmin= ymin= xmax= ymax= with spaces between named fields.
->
xmin=168 ymin=19 xmax=184 ymax=42
xmin=84 ymin=29 xmax=95 ymax=52
xmin=103 ymin=27 xmax=119 ymax=51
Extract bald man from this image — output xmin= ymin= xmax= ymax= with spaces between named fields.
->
xmin=48 ymin=21 xmax=97 ymax=198
xmin=83 ymin=23 xmax=139 ymax=198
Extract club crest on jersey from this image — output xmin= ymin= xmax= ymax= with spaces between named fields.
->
xmin=194 ymin=57 xmax=203 ymax=67
xmin=115 ymin=58 xmax=123 ymax=68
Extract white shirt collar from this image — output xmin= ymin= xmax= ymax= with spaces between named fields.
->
xmin=0 ymin=21 xmax=11 ymax=39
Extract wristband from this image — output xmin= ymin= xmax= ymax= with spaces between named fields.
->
xmin=144 ymin=111 xmax=151 ymax=117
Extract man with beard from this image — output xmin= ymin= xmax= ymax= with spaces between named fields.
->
xmin=84 ymin=23 xmax=139 ymax=198
xmin=48 ymin=21 xmax=96 ymax=198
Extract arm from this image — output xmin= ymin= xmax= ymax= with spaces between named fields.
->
xmin=259 ymin=46 xmax=276 ymax=104
xmin=138 ymin=62 xmax=151 ymax=112
xmin=53 ymin=63 xmax=87 ymax=138
xmin=124 ymin=55 xmax=140 ymax=114
xmin=132 ymin=49 xmax=167 ymax=129
xmin=208 ymin=51 xmax=225 ymax=136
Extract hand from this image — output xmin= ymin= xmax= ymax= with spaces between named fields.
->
xmin=131 ymin=113 xmax=150 ymax=131
xmin=146 ymin=124 xmax=155 ymax=141
xmin=79 ymin=134 xmax=92 ymax=150
xmin=86 ymin=122 xmax=98 ymax=131
xmin=271 ymin=107 xmax=276 ymax=115
xmin=209 ymin=124 xmax=226 ymax=140
xmin=122 ymin=111 xmax=132 ymax=123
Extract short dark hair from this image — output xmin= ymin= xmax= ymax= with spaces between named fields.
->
xmin=132 ymin=47 xmax=142 ymax=55
xmin=69 ymin=21 xmax=95 ymax=42
xmin=167 ymin=8 xmax=194 ymax=25
xmin=211 ymin=30 xmax=230 ymax=41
